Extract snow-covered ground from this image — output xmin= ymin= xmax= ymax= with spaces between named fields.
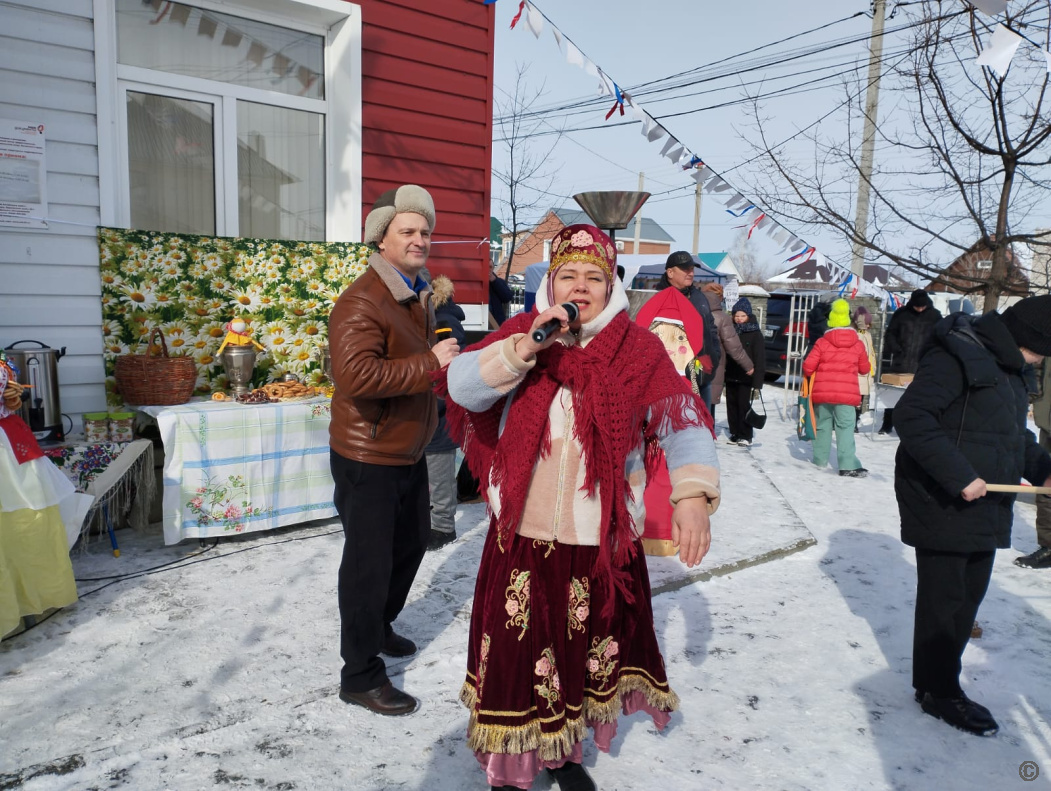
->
xmin=2 ymin=392 xmax=1051 ymax=790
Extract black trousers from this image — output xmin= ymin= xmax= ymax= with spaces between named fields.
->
xmin=724 ymin=382 xmax=753 ymax=441
xmin=331 ymin=451 xmax=430 ymax=692
xmin=912 ymin=547 xmax=995 ymax=698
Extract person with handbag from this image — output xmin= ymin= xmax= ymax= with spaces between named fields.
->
xmin=724 ymin=297 xmax=766 ymax=446
xmin=802 ymin=299 xmax=871 ymax=477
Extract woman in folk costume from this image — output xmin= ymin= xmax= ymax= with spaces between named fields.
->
xmin=0 ymin=355 xmax=89 ymax=638
xmin=440 ymin=224 xmax=721 ymax=791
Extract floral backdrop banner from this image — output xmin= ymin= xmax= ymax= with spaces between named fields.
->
xmin=98 ymin=228 xmax=370 ymax=403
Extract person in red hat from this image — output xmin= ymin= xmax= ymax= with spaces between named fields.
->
xmin=439 ymin=224 xmax=720 ymax=791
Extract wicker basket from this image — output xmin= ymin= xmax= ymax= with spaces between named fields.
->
xmin=114 ymin=328 xmax=197 ymax=406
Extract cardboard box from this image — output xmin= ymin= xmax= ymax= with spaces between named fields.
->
xmin=881 ymin=373 xmax=914 ymax=387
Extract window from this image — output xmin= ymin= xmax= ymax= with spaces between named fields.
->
xmin=543 ymin=239 xmax=552 ymax=261
xmin=615 ymin=240 xmax=625 ymax=252
xmin=96 ymin=0 xmax=361 ymax=242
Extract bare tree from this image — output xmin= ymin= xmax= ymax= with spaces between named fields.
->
xmin=728 ymin=229 xmax=774 ymax=287
xmin=493 ymin=64 xmax=563 ymax=279
xmin=743 ymin=0 xmax=1051 ymax=311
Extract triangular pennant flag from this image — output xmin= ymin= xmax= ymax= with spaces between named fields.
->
xmin=198 ymin=14 xmax=217 ymax=38
xmin=566 ymin=41 xmax=584 ymax=68
xmin=525 ymin=3 xmax=544 ymax=38
xmin=726 ymin=194 xmax=748 ymax=211
xmin=664 ymin=144 xmax=684 ymax=163
xmin=627 ymin=98 xmax=645 ymax=121
xmin=169 ymin=2 xmax=191 ymax=24
xmin=221 ymin=27 xmax=242 ymax=47
xmin=703 ymin=177 xmax=726 ymax=194
xmin=975 ymin=24 xmax=1023 ymax=77
xmin=552 ymin=26 xmax=563 ymax=50
xmin=691 ymin=165 xmax=710 ymax=183
xmin=584 ymin=59 xmax=599 ymax=78
xmin=597 ymin=71 xmax=615 ymax=97
xmin=711 ymin=180 xmax=732 ymax=193
xmin=646 ymin=120 xmax=666 ymax=143
xmin=773 ymin=228 xmax=789 ymax=245
xmin=660 ymin=137 xmax=679 ymax=157
xmin=971 ymin=0 xmax=1009 ymax=14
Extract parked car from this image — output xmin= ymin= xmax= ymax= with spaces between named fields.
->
xmin=762 ymin=291 xmax=834 ymax=381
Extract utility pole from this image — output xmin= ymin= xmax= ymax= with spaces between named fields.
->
xmin=692 ymin=180 xmax=703 ymax=254
xmin=850 ymin=0 xmax=887 ymax=282
xmin=632 ymin=171 xmax=644 ymax=254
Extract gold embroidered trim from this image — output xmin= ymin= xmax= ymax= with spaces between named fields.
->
xmin=460 ymin=674 xmax=679 ymax=760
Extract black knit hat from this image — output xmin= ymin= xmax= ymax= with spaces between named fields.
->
xmin=908 ymin=289 xmax=933 ymax=309
xmin=1000 ymin=295 xmax=1051 ymax=356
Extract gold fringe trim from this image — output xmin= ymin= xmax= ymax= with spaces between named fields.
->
xmin=641 ymin=538 xmax=678 ymax=557
xmin=460 ymin=674 xmax=679 ymax=760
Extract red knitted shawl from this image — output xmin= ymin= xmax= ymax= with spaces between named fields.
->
xmin=436 ymin=308 xmax=713 ymax=608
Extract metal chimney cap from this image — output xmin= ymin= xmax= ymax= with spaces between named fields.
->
xmin=572 ymin=191 xmax=651 ymax=230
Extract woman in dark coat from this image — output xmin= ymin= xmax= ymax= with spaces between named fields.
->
xmin=894 ymin=296 xmax=1051 ymax=736
xmin=724 ymin=297 xmax=765 ymax=446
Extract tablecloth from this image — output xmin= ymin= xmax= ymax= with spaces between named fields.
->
xmin=44 ymin=439 xmax=155 ymax=544
xmin=141 ymin=398 xmax=337 ymax=545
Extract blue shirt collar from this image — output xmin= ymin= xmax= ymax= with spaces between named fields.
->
xmin=395 ymin=268 xmax=427 ymax=295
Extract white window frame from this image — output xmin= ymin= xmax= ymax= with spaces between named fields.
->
xmin=94 ymin=0 xmax=363 ymax=242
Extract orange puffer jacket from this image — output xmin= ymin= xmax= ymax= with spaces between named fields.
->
xmin=802 ymin=327 xmax=871 ymax=407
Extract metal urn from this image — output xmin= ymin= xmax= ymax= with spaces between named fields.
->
xmin=221 ymin=346 xmax=259 ymax=397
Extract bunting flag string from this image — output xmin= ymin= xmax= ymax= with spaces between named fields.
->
xmin=489 ymin=0 xmax=888 ymax=297
xmin=148 ymin=0 xmax=320 ymax=95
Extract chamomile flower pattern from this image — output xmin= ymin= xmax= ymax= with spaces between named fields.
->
xmin=98 ymin=229 xmax=369 ymax=404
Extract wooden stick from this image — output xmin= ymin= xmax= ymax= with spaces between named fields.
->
xmin=986 ymin=483 xmax=1051 ymax=495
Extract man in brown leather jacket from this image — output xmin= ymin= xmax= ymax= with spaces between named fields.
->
xmin=329 ymin=185 xmax=459 ymax=716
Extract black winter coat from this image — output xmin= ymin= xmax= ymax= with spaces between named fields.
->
xmin=425 ymin=298 xmax=467 ymax=453
xmin=883 ymin=303 xmax=942 ymax=374
xmin=894 ymin=312 xmax=1051 ymax=552
xmin=725 ymin=326 xmax=765 ymax=389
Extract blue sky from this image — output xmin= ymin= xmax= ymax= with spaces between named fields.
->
xmin=489 ymin=0 xmax=910 ymax=272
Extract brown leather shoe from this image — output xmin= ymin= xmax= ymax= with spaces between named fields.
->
xmin=381 ymin=630 xmax=417 ymax=658
xmin=339 ymin=682 xmax=419 ymax=716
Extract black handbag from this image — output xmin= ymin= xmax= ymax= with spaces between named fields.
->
xmin=744 ymin=389 xmax=767 ymax=430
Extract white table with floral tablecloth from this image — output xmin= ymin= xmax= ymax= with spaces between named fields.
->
xmin=139 ymin=397 xmax=336 ymax=545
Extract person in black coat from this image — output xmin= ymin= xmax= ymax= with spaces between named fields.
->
xmin=880 ymin=289 xmax=943 ymax=434
xmin=894 ymin=296 xmax=1051 ymax=736
xmin=425 ymin=274 xmax=468 ymax=550
xmin=724 ymin=297 xmax=766 ymax=446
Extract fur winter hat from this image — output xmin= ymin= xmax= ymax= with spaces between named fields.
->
xmin=430 ymin=274 xmax=455 ymax=308
xmin=827 ymin=298 xmax=852 ymax=329
xmin=363 ymin=185 xmax=435 ymax=245
xmin=1000 ymin=295 xmax=1051 ymax=356
xmin=731 ymin=297 xmax=753 ymax=316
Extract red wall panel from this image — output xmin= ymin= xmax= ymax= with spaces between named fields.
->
xmin=353 ymin=0 xmax=495 ymax=306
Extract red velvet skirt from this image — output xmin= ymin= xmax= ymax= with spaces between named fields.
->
xmin=461 ymin=523 xmax=678 ymax=779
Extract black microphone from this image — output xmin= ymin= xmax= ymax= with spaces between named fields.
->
xmin=433 ymin=319 xmax=454 ymax=347
xmin=531 ymin=302 xmax=579 ymax=344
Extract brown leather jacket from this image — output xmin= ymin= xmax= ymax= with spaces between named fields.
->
xmin=328 ymin=252 xmax=439 ymax=465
